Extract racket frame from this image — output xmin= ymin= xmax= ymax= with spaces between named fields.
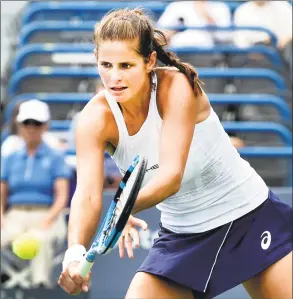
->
xmin=78 ymin=156 xmax=147 ymax=277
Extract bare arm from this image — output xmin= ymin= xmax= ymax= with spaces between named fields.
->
xmin=133 ymin=72 xmax=198 ymax=214
xmin=67 ymin=101 xmax=111 ymax=248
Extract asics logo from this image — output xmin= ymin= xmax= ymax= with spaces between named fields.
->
xmin=260 ymin=231 xmax=271 ymax=250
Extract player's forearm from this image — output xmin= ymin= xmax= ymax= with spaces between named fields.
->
xmin=68 ymin=190 xmax=102 ymax=248
xmin=132 ymin=171 xmax=181 ymax=214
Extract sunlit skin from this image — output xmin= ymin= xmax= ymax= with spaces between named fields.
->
xmin=96 ymin=39 xmax=157 ymax=121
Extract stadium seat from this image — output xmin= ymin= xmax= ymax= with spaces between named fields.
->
xmin=8 ymin=67 xmax=287 ymax=97
xmin=12 ymin=44 xmax=283 ymax=72
xmin=4 ymin=93 xmax=291 ymax=124
xmin=21 ymin=1 xmax=167 ymax=24
xmin=2 ymin=1 xmax=292 ymax=189
xmin=43 ymin=120 xmax=292 ymax=148
xmin=19 ymin=22 xmax=278 ymax=47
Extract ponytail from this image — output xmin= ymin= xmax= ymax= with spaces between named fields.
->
xmin=94 ymin=8 xmax=203 ymax=96
xmin=153 ymin=29 xmax=203 ymax=96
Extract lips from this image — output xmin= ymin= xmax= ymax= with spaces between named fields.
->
xmin=111 ymin=87 xmax=127 ymax=91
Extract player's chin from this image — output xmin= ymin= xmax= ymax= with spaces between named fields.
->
xmin=113 ymin=91 xmax=136 ymax=103
xmin=114 ymin=94 xmax=130 ymax=103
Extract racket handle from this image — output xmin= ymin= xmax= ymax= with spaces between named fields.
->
xmin=78 ymin=258 xmax=94 ymax=278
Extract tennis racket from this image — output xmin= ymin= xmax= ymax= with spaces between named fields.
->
xmin=78 ymin=155 xmax=148 ymax=278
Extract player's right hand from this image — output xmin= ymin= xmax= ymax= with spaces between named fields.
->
xmin=58 ymin=261 xmax=91 ymax=295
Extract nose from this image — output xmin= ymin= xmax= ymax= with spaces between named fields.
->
xmin=110 ymin=68 xmax=122 ymax=82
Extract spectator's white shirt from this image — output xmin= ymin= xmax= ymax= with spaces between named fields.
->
xmin=1 ymin=133 xmax=61 ymax=157
xmin=233 ymin=1 xmax=292 ymax=48
xmin=157 ymin=1 xmax=232 ymax=47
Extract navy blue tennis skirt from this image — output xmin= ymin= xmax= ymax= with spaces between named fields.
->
xmin=138 ymin=190 xmax=292 ymax=298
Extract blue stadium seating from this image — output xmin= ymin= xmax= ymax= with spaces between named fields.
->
xmin=2 ymin=1 xmax=292 ymax=187
xmin=18 ymin=22 xmax=278 ymax=47
xmin=4 ymin=93 xmax=291 ymax=123
xmin=21 ymin=2 xmax=167 ymax=24
xmin=21 ymin=1 xmax=249 ymax=25
xmin=8 ymin=67 xmax=287 ymax=97
xmin=13 ymin=44 xmax=283 ymax=71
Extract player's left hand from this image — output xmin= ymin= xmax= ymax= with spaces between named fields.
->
xmin=118 ymin=215 xmax=148 ymax=259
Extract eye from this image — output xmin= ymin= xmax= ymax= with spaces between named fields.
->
xmin=100 ymin=62 xmax=111 ymax=68
xmin=121 ymin=63 xmax=132 ymax=69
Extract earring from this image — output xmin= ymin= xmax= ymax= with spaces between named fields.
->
xmin=151 ymin=71 xmax=157 ymax=91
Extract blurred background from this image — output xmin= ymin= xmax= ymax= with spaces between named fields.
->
xmin=1 ymin=1 xmax=292 ymax=298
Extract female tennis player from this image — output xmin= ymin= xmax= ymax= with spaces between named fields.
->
xmin=58 ymin=8 xmax=292 ymax=298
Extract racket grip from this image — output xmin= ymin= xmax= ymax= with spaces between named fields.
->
xmin=78 ymin=258 xmax=94 ymax=278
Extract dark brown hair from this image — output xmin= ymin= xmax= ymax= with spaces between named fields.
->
xmin=93 ymin=8 xmax=203 ymax=96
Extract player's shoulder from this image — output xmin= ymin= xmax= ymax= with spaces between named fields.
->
xmin=155 ymin=67 xmax=197 ymax=97
xmin=76 ymin=90 xmax=115 ymax=134
xmin=156 ymin=67 xmax=191 ymax=87
xmin=155 ymin=67 xmax=209 ymax=110
xmin=79 ymin=91 xmax=112 ymax=122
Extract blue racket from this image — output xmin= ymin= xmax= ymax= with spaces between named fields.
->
xmin=78 ymin=155 xmax=148 ymax=277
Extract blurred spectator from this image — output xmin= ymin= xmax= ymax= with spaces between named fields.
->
xmin=230 ymin=136 xmax=245 ymax=149
xmin=1 ymin=100 xmax=64 ymax=157
xmin=233 ymin=1 xmax=292 ymax=48
xmin=220 ymin=104 xmax=245 ymax=149
xmin=233 ymin=1 xmax=292 ymax=71
xmin=1 ymin=100 xmax=72 ymax=288
xmin=157 ymin=0 xmax=232 ymax=47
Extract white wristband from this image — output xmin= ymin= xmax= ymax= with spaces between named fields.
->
xmin=62 ymin=244 xmax=86 ymax=270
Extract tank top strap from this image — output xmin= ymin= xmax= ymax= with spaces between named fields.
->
xmin=104 ymin=90 xmax=128 ymax=139
xmin=149 ymin=71 xmax=163 ymax=124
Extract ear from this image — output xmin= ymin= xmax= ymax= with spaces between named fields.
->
xmin=146 ymin=51 xmax=157 ymax=73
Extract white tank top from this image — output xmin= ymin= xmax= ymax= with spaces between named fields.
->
xmin=105 ymin=72 xmax=268 ymax=233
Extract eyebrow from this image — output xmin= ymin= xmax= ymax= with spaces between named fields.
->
xmin=99 ymin=60 xmax=135 ymax=64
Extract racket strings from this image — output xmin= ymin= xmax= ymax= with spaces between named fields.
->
xmin=100 ymin=165 xmax=139 ymax=242
xmin=116 ymin=165 xmax=138 ymax=212
xmin=102 ymin=213 xmax=117 ymax=241
xmin=96 ymin=158 xmax=144 ymax=252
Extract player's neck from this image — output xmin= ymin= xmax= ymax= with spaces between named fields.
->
xmin=119 ymin=77 xmax=152 ymax=119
